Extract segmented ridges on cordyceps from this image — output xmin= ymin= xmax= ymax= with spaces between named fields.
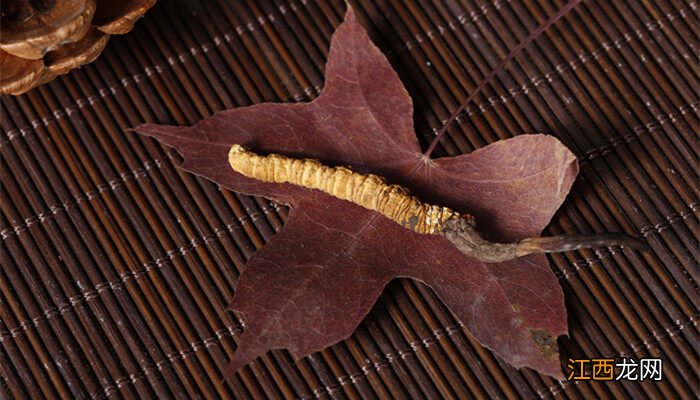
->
xmin=228 ymin=144 xmax=463 ymax=234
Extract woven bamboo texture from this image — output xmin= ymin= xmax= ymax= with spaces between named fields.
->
xmin=1 ymin=0 xmax=698 ymax=398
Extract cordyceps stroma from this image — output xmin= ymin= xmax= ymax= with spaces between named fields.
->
xmin=133 ymin=6 xmax=645 ymax=379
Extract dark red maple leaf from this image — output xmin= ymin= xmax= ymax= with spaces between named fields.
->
xmin=133 ymin=6 xmax=577 ymax=379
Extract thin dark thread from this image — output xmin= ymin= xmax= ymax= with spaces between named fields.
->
xmin=421 ymin=0 xmax=583 ymax=159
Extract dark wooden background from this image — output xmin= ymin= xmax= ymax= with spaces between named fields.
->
xmin=1 ymin=0 xmax=697 ymax=398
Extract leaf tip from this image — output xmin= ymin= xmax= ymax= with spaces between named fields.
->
xmin=529 ymin=328 xmax=567 ymax=380
xmin=223 ymin=341 xmax=263 ymax=380
xmin=343 ymin=0 xmax=355 ymax=17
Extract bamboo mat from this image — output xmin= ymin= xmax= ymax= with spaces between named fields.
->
xmin=1 ymin=0 xmax=698 ymax=398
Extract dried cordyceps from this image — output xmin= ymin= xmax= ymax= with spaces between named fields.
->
xmin=229 ymin=144 xmax=464 ymax=235
xmin=229 ymin=144 xmax=647 ymax=263
xmin=0 ymin=0 xmax=156 ymax=94
xmin=135 ymin=6 xmax=647 ymax=377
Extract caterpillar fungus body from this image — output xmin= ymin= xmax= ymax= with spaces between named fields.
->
xmin=228 ymin=144 xmax=463 ymax=235
xmin=229 ymin=145 xmax=647 ymax=263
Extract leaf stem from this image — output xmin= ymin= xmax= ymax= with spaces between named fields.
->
xmin=423 ymin=0 xmax=583 ymax=159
